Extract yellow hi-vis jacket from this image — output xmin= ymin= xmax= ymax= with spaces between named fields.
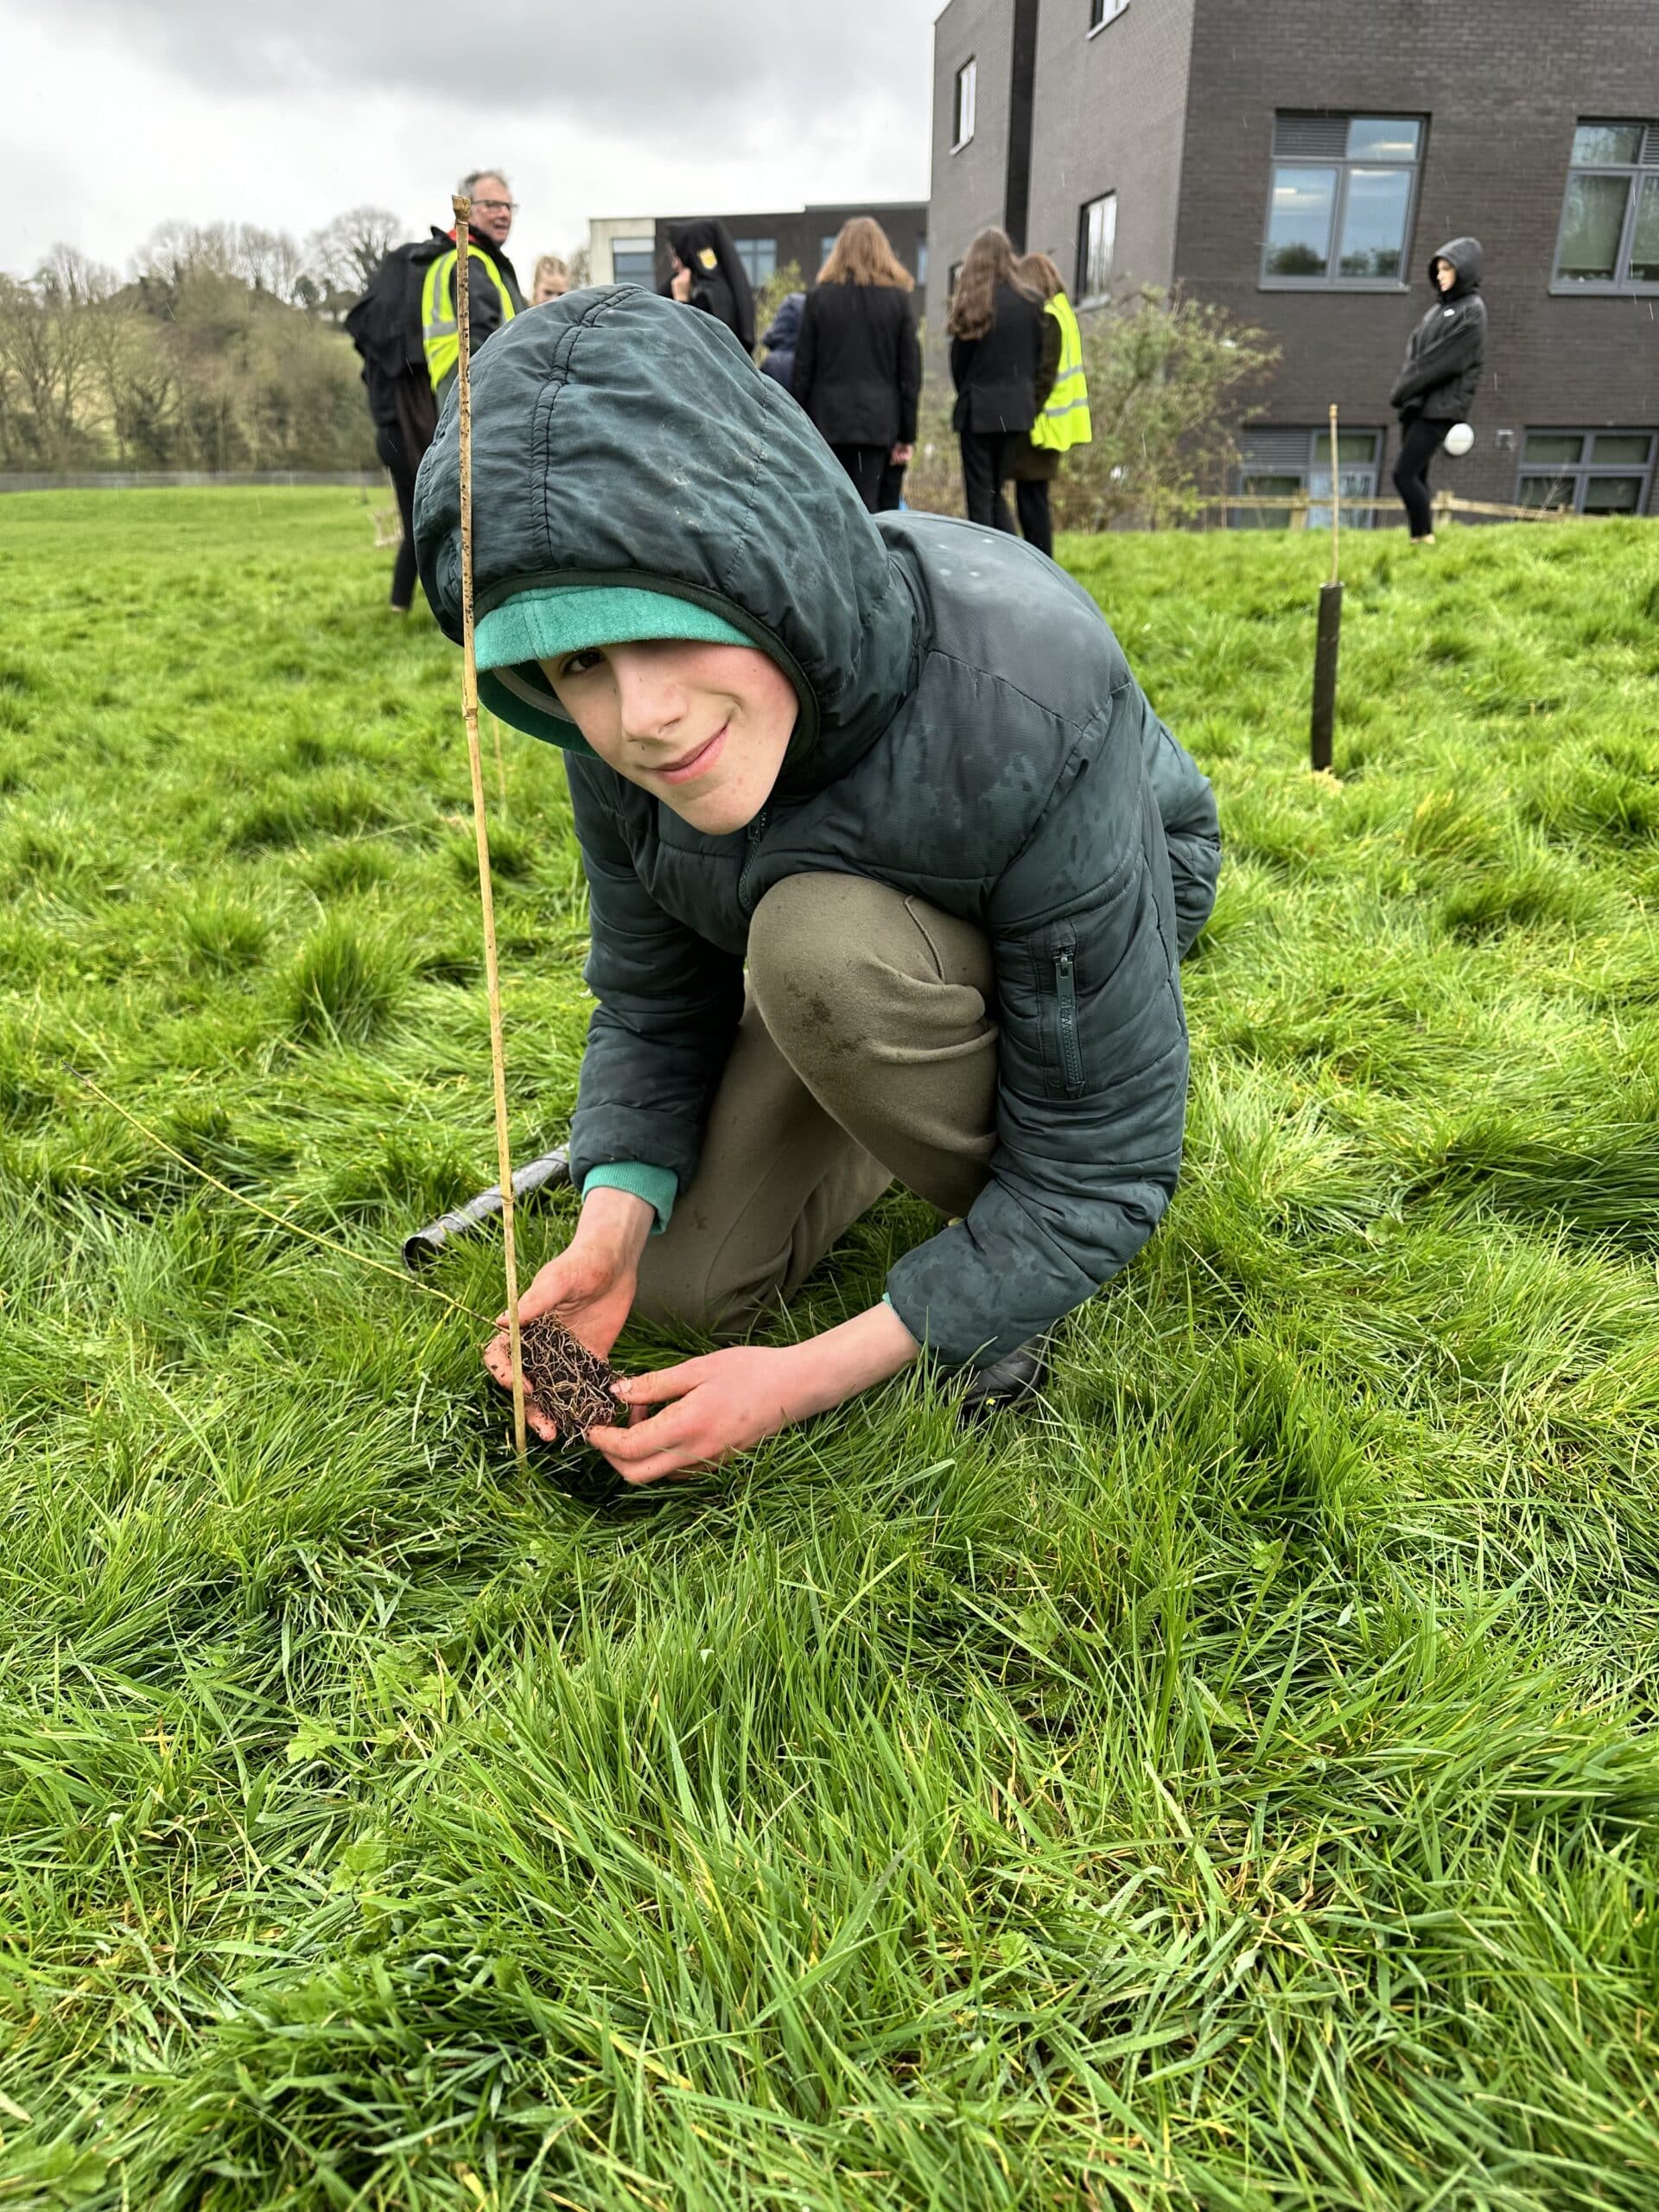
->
xmin=1029 ymin=292 xmax=1091 ymax=453
xmin=422 ymin=243 xmax=517 ymax=397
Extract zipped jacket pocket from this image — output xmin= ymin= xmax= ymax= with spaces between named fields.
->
xmin=1046 ymin=926 xmax=1084 ymax=1098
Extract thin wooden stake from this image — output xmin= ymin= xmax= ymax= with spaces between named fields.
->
xmin=454 ymin=192 xmax=527 ymax=1470
xmin=1310 ymin=402 xmax=1344 ymax=773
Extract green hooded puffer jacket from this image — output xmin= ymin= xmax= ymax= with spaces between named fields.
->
xmin=415 ymin=286 xmax=1221 ymax=1370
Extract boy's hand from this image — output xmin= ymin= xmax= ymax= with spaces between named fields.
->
xmin=587 ymin=1301 xmax=922 ymax=1485
xmin=482 ymin=1185 xmax=653 ymax=1435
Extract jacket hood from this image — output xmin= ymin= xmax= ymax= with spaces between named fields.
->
xmin=1429 ymin=236 xmax=1483 ymax=296
xmin=761 ymin=291 xmax=804 ymax=350
xmin=413 ymin=285 xmax=916 ymax=793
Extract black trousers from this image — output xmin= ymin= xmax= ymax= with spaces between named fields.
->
xmin=959 ymin=430 xmax=1014 ymax=529
xmin=995 ymin=477 xmax=1053 ymax=556
xmin=388 ymin=461 xmax=419 ymax=609
xmin=830 ymin=443 xmax=893 ymax=515
xmin=1394 ymin=416 xmax=1448 ymax=539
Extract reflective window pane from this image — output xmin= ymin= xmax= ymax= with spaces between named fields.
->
xmin=1583 ymin=475 xmax=1644 ymax=513
xmin=1265 ymin=165 xmax=1336 ymax=276
xmin=1571 ymin=123 xmax=1643 ymax=166
xmin=1337 ymin=430 xmax=1380 ymax=462
xmin=1629 ymin=175 xmax=1659 ymax=282
xmin=1237 ymin=474 xmax=1301 ymax=529
xmin=1523 ymin=434 xmax=1585 ymax=463
xmin=1556 ymin=173 xmax=1630 ymax=279
xmin=1080 ymin=193 xmax=1116 ymax=297
xmin=1337 ymin=167 xmax=1412 ymax=277
xmin=1517 ymin=477 xmax=1571 ymax=510
xmin=1591 ymin=434 xmax=1653 ymax=463
xmin=1347 ymin=117 xmax=1421 ymax=161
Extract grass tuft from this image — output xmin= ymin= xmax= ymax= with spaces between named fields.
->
xmin=3 ymin=493 xmax=1659 ymax=2210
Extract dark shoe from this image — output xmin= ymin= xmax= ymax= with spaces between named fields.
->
xmin=956 ymin=1338 xmax=1050 ymax=1422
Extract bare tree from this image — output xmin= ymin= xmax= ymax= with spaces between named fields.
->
xmin=308 ymin=206 xmax=404 ymax=297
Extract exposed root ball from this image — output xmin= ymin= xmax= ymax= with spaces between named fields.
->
xmin=518 ymin=1315 xmax=621 ymax=1441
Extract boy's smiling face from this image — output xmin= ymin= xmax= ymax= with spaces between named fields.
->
xmin=542 ymin=639 xmax=797 ymax=832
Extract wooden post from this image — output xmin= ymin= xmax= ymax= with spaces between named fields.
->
xmin=453 ymin=193 xmax=527 ymax=1471
xmin=1310 ymin=403 xmax=1343 ymax=773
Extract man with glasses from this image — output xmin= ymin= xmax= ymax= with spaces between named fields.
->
xmin=421 ymin=169 xmax=527 ymax=408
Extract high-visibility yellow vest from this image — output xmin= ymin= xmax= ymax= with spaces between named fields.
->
xmin=1029 ymin=291 xmax=1091 ymax=453
xmin=422 ymin=243 xmax=517 ymax=397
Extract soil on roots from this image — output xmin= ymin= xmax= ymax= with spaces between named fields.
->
xmin=517 ymin=1315 xmax=621 ymax=1441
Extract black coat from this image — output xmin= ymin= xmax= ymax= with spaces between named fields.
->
xmin=791 ymin=282 xmax=922 ymax=447
xmin=950 ymin=283 xmax=1046 ymax=435
xmin=759 ymin=292 xmax=804 ymax=391
xmin=1389 ymin=236 xmax=1487 ymax=423
xmin=1004 ymin=307 xmax=1065 ymax=483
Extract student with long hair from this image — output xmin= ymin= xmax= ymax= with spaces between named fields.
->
xmin=791 ymin=217 xmax=922 ymax=514
xmin=531 ymin=255 xmax=570 ymax=306
xmin=997 ymin=251 xmax=1091 ymax=558
xmin=414 ymin=290 xmax=1220 ymax=1484
xmin=664 ymin=219 xmax=756 ymax=354
xmin=946 ymin=227 xmax=1046 ymax=531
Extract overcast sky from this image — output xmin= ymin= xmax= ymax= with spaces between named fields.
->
xmin=4 ymin=0 xmax=943 ymax=276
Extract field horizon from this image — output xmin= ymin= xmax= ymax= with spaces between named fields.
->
xmin=3 ymin=489 xmax=1657 ymax=2209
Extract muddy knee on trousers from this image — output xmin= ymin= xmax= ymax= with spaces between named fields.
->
xmin=747 ymin=874 xmax=999 ymax=1218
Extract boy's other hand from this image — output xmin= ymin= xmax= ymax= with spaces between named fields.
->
xmin=586 ymin=1301 xmax=923 ymax=1485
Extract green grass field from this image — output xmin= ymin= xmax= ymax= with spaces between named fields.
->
xmin=3 ymin=490 xmax=1658 ymax=2210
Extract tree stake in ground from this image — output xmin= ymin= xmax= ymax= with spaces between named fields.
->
xmin=453 ymin=190 xmax=529 ymax=1468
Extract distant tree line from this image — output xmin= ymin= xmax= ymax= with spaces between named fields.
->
xmin=0 ymin=210 xmax=404 ymax=472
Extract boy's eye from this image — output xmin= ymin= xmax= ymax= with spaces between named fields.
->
xmin=555 ymin=649 xmax=606 ymax=680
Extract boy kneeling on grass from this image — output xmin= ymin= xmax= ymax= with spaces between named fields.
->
xmin=415 ymin=289 xmax=1220 ymax=1487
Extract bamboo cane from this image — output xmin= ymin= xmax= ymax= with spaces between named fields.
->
xmin=453 ymin=193 xmax=527 ymax=1469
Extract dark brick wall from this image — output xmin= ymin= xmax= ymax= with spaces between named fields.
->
xmin=1025 ymin=0 xmax=1197 ymax=300
xmin=1174 ymin=0 xmax=1659 ymax=512
xmin=927 ymin=0 xmax=1024 ymax=355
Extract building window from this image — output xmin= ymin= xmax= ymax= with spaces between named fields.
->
xmin=1262 ymin=114 xmax=1422 ymax=285
xmin=953 ymin=59 xmax=976 ymax=149
xmin=1516 ymin=429 xmax=1655 ymax=513
xmin=820 ymin=234 xmax=838 ymax=266
xmin=1088 ymin=0 xmax=1128 ymax=30
xmin=1553 ymin=123 xmax=1659 ymax=290
xmin=1077 ymin=192 xmax=1117 ymax=302
xmin=916 ymin=235 xmax=929 ymax=285
xmin=733 ymin=237 xmax=777 ymax=286
xmin=611 ymin=236 xmax=656 ymax=285
xmin=948 ymin=260 xmax=963 ymax=302
xmin=1231 ymin=427 xmax=1383 ymax=528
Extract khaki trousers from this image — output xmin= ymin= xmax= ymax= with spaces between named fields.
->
xmin=633 ymin=874 xmax=999 ymax=1338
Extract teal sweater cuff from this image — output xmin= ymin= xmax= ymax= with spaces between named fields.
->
xmin=581 ymin=1161 xmax=677 ymax=1234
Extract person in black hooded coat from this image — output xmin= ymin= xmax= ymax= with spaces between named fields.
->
xmin=1389 ymin=236 xmax=1487 ymax=543
xmin=664 ymin=219 xmax=755 ymax=354
xmin=759 ymin=292 xmax=804 ymax=390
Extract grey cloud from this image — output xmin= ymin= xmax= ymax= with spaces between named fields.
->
xmin=44 ymin=0 xmax=937 ymax=132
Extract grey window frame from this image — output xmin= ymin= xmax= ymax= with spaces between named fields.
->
xmin=610 ymin=236 xmax=656 ymax=285
xmin=1076 ymin=190 xmax=1117 ymax=306
xmin=952 ymin=58 xmax=977 ymax=151
xmin=1549 ymin=122 xmax=1659 ymax=294
xmin=733 ymin=237 xmax=778 ymax=286
xmin=1231 ymin=425 xmax=1385 ymax=529
xmin=1260 ymin=112 xmax=1424 ymax=291
xmin=1515 ymin=428 xmax=1656 ymax=513
xmin=1087 ymin=0 xmax=1128 ymax=33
